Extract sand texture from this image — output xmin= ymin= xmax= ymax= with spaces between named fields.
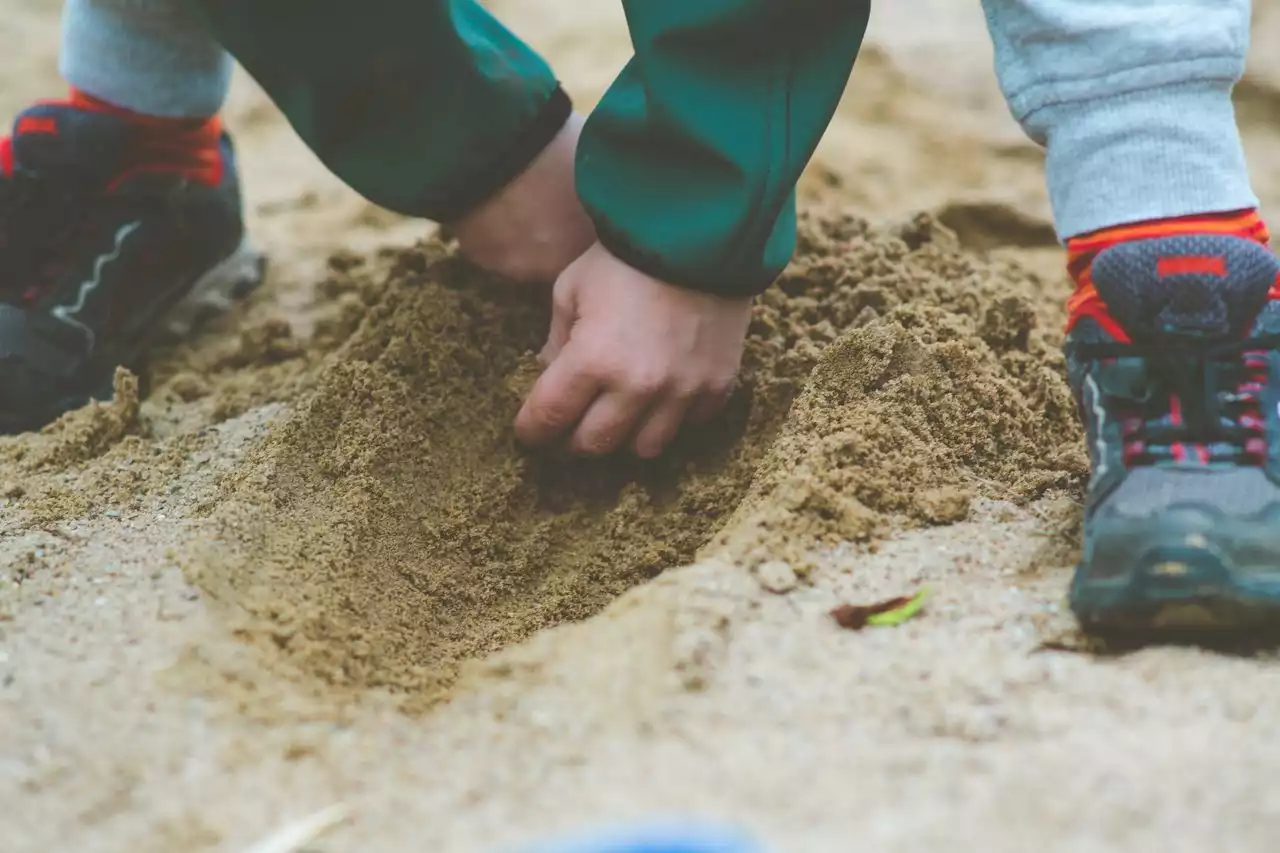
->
xmin=6 ymin=2 xmax=1280 ymax=851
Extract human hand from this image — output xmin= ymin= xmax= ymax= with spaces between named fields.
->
xmin=515 ymin=243 xmax=753 ymax=458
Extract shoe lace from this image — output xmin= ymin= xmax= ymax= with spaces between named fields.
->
xmin=1076 ymin=335 xmax=1280 ymax=467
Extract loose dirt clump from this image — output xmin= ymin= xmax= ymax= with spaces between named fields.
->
xmin=722 ymin=213 xmax=1087 ymax=570
xmin=186 ymin=211 xmax=1086 ymax=709
xmin=0 ymin=367 xmax=147 ymax=524
xmin=0 ymin=366 xmax=143 ymax=471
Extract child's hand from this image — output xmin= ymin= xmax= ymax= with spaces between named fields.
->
xmin=515 ymin=242 xmax=752 ymax=459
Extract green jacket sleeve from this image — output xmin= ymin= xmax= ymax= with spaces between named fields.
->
xmin=577 ymin=0 xmax=871 ymax=297
xmin=191 ymin=0 xmax=869 ymax=297
xmin=188 ymin=0 xmax=571 ymax=222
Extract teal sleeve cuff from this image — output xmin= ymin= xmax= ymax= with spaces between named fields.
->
xmin=576 ymin=0 xmax=871 ymax=297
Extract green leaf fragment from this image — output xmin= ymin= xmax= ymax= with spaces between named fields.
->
xmin=865 ymin=586 xmax=929 ymax=627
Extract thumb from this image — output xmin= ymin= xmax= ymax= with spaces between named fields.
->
xmin=539 ymin=279 xmax=576 ymax=365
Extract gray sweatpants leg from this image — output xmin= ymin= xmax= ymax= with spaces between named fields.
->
xmin=59 ymin=0 xmax=231 ymax=117
xmin=981 ymin=0 xmax=1258 ymax=239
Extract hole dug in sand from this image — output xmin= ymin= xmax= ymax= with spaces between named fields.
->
xmin=187 ymin=212 xmax=1086 ymax=710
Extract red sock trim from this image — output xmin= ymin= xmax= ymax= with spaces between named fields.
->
xmin=1065 ymin=210 xmax=1274 ymax=338
xmin=65 ymin=87 xmax=224 ymax=187
xmin=68 ymin=89 xmax=218 ymax=135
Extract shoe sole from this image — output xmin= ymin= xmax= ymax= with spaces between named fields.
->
xmin=1070 ymin=512 xmax=1280 ymax=635
xmin=161 ymin=237 xmax=266 ymax=339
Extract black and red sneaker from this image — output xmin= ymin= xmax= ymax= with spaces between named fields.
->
xmin=0 ymin=102 xmax=263 ymax=433
xmin=1066 ymin=230 xmax=1280 ymax=632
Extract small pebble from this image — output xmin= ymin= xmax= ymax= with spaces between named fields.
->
xmin=756 ymin=560 xmax=798 ymax=594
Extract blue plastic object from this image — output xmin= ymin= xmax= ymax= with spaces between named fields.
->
xmin=519 ymin=822 xmax=764 ymax=853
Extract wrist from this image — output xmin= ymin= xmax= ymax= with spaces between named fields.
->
xmin=592 ymin=217 xmax=780 ymax=299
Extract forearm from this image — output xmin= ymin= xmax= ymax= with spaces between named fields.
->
xmin=577 ymin=0 xmax=872 ymax=297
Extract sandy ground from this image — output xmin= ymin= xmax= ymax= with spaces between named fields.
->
xmin=7 ymin=2 xmax=1280 ymax=852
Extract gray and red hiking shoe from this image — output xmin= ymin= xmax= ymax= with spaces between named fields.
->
xmin=0 ymin=102 xmax=263 ymax=433
xmin=1066 ymin=231 xmax=1280 ymax=632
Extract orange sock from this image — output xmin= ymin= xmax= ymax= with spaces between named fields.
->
xmin=1065 ymin=209 xmax=1274 ymax=338
xmin=65 ymin=87 xmax=224 ymax=186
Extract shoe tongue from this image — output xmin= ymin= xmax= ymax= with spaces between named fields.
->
xmin=1091 ymin=234 xmax=1279 ymax=342
xmin=8 ymin=104 xmax=131 ymax=183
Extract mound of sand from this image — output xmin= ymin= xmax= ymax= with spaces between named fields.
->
xmin=153 ymin=212 xmax=1087 ymax=710
xmin=0 ymin=209 xmax=1084 ymax=713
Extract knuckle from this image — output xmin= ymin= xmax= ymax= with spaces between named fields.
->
xmin=535 ymin=401 xmax=577 ymax=428
xmin=627 ymin=369 xmax=670 ymax=397
xmin=552 ymin=290 xmax=574 ymax=316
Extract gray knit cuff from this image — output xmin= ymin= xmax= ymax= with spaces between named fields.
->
xmin=1025 ymin=80 xmax=1258 ymax=240
xmin=59 ymin=0 xmax=231 ymax=118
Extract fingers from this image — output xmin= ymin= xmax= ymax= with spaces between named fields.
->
xmin=570 ymin=390 xmax=651 ymax=455
xmin=632 ymin=394 xmax=696 ymax=459
xmin=515 ymin=349 xmax=603 ymax=447
xmin=583 ymin=379 xmax=734 ymax=458
xmin=633 ymin=377 xmax=736 ymax=458
xmin=687 ymin=379 xmax=736 ymax=426
xmin=517 ymin=357 xmax=736 ymax=457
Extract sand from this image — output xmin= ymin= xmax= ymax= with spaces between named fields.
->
xmin=6 ymin=2 xmax=1280 ymax=851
